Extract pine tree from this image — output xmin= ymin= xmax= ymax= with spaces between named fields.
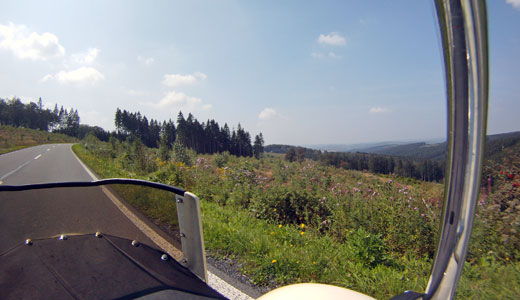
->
xmin=253 ymin=133 xmax=264 ymax=159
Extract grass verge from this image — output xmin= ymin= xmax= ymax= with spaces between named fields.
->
xmin=0 ymin=125 xmax=77 ymax=154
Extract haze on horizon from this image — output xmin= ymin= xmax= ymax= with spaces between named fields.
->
xmin=1 ymin=1 xmax=518 ymax=145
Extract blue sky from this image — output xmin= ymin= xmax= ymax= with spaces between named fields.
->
xmin=1 ymin=0 xmax=518 ymax=145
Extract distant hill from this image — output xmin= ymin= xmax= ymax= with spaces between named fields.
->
xmin=362 ymin=131 xmax=520 ymax=161
xmin=267 ymin=131 xmax=520 ymax=162
xmin=361 ymin=142 xmax=447 ymax=161
xmin=264 ymin=144 xmax=322 ymax=160
xmin=307 ymin=141 xmax=414 ymax=153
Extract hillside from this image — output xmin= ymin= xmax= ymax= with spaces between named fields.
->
xmin=268 ymin=131 xmax=520 ymax=162
xmin=0 ymin=125 xmax=77 ymax=154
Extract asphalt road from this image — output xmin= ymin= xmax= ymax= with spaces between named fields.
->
xmin=0 ymin=143 xmax=155 ymax=253
xmin=0 ymin=144 xmax=256 ymax=300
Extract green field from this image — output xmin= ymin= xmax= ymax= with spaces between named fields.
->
xmin=72 ymin=136 xmax=520 ymax=299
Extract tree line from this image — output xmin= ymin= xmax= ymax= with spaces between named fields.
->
xmin=115 ymin=108 xmax=264 ymax=158
xmin=271 ymin=144 xmax=445 ymax=182
xmin=0 ymin=97 xmax=265 ymax=159
xmin=317 ymin=151 xmax=445 ymax=182
xmin=0 ymin=97 xmax=81 ymax=137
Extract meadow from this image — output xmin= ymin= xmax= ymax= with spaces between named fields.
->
xmin=72 ymin=135 xmax=520 ymax=299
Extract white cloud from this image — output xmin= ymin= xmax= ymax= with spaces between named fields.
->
xmin=0 ymin=22 xmax=65 ymax=60
xmin=507 ymin=0 xmax=520 ymax=9
xmin=126 ymin=89 xmax=149 ymax=97
xmin=41 ymin=67 xmax=104 ymax=86
xmin=369 ymin=107 xmax=391 ymax=114
xmin=328 ymin=51 xmax=341 ymax=59
xmin=142 ymin=91 xmax=212 ymax=111
xmin=259 ymin=108 xmax=279 ymax=121
xmin=71 ymin=48 xmax=99 ymax=64
xmin=138 ymin=56 xmax=155 ymax=66
xmin=311 ymin=52 xmax=324 ymax=59
xmin=311 ymin=51 xmax=341 ymax=59
xmin=162 ymin=72 xmax=207 ymax=87
xmin=318 ymin=32 xmax=346 ymax=46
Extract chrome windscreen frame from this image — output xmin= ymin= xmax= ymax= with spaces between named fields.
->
xmin=426 ymin=1 xmax=489 ymax=299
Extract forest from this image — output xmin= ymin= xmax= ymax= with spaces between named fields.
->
xmin=114 ymin=108 xmax=265 ymax=158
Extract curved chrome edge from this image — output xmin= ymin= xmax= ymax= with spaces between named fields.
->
xmin=426 ymin=1 xmax=488 ymax=299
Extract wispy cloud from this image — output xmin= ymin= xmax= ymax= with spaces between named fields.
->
xmin=328 ymin=51 xmax=341 ymax=59
xmin=71 ymin=48 xmax=99 ymax=65
xmin=311 ymin=51 xmax=341 ymax=60
xmin=138 ymin=56 xmax=155 ymax=66
xmin=259 ymin=108 xmax=280 ymax=120
xmin=142 ymin=91 xmax=212 ymax=112
xmin=318 ymin=32 xmax=346 ymax=46
xmin=507 ymin=0 xmax=520 ymax=10
xmin=126 ymin=89 xmax=150 ymax=97
xmin=162 ymin=72 xmax=207 ymax=87
xmin=369 ymin=107 xmax=391 ymax=114
xmin=0 ymin=22 xmax=65 ymax=61
xmin=41 ymin=67 xmax=104 ymax=86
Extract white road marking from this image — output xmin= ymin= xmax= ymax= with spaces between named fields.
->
xmin=69 ymin=145 xmax=253 ymax=300
xmin=34 ymin=154 xmax=42 ymax=160
xmin=0 ymin=160 xmax=31 ymax=181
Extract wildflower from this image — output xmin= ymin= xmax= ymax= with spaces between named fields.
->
xmin=273 ymin=208 xmax=277 ymax=212
xmin=278 ymin=224 xmax=282 ymax=228
xmin=500 ymin=170 xmax=503 ymax=174
xmin=272 ymin=259 xmax=277 ymax=263
xmin=270 ymin=231 xmax=274 ymax=235
xmin=300 ymin=231 xmax=305 ymax=236
xmin=388 ymin=179 xmax=393 ymax=184
xmin=301 ymin=223 xmax=305 ymax=229
xmin=313 ymin=261 xmax=316 ymax=265
xmin=290 ymin=244 xmax=293 ymax=247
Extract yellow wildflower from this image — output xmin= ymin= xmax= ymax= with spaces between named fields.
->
xmin=272 ymin=259 xmax=277 ymax=263
xmin=278 ymin=224 xmax=282 ymax=228
xmin=300 ymin=231 xmax=305 ymax=236
xmin=270 ymin=231 xmax=274 ymax=235
xmin=313 ymin=261 xmax=316 ymax=265
xmin=301 ymin=223 xmax=305 ymax=229
xmin=273 ymin=208 xmax=277 ymax=212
